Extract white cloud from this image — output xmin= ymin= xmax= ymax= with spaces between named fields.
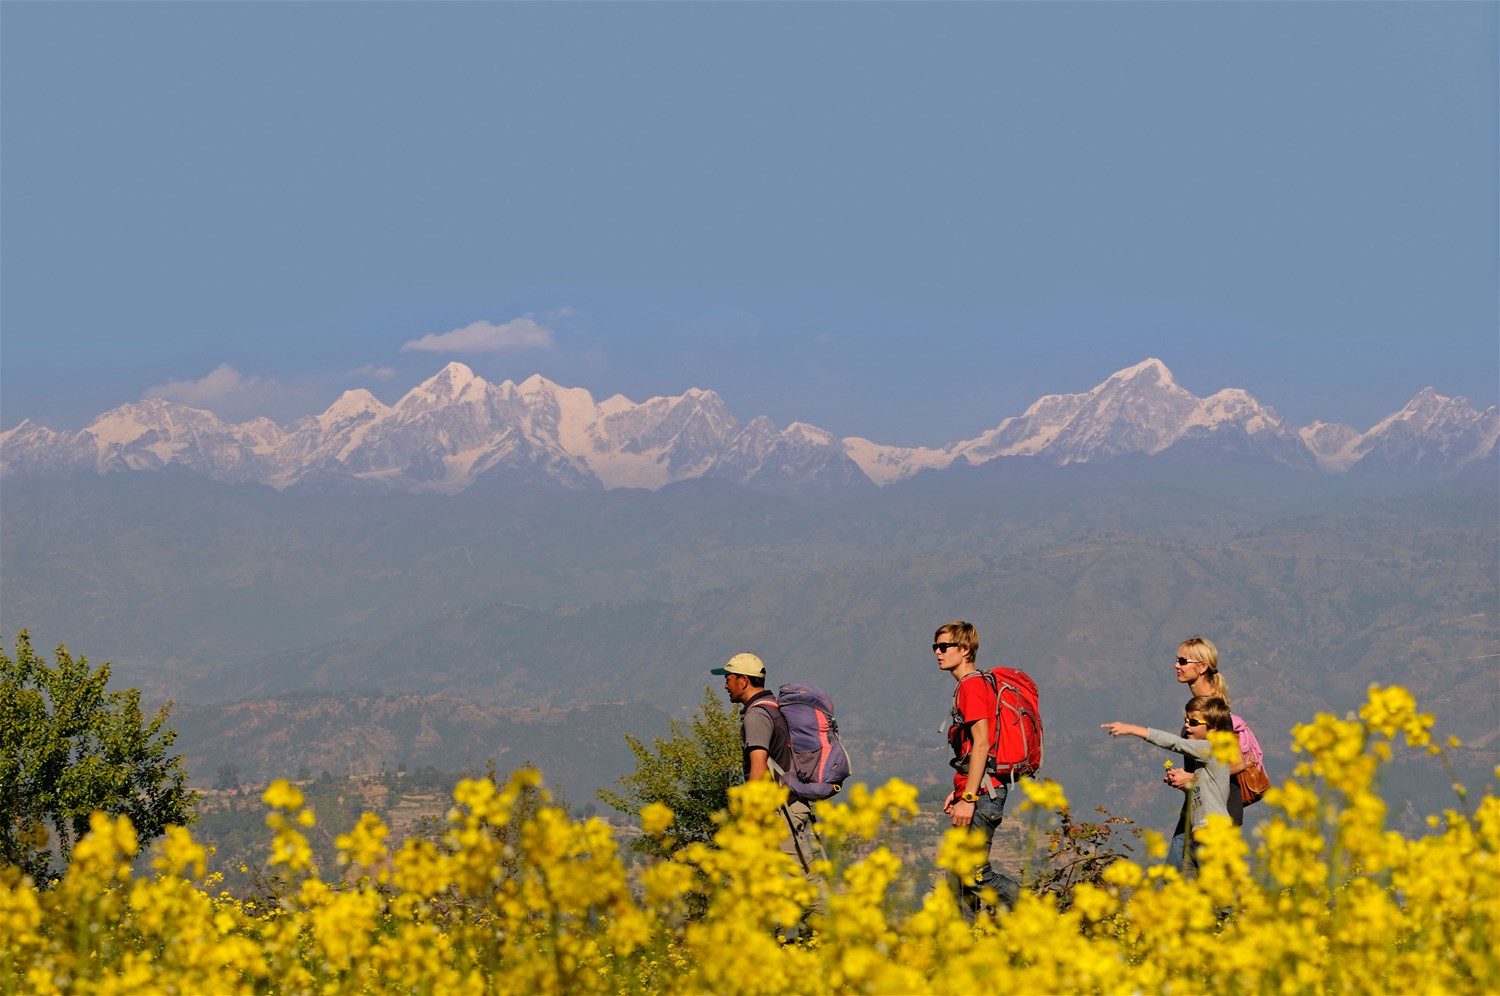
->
xmin=400 ymin=317 xmax=555 ymax=354
xmin=348 ymin=364 xmax=398 ymax=381
xmin=144 ymin=364 xmax=270 ymax=409
xmin=142 ymin=364 xmax=329 ymax=424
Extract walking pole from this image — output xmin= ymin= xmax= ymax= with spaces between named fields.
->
xmin=768 ymin=757 xmax=818 ymax=873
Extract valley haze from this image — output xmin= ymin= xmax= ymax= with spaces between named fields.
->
xmin=1 ymin=358 xmax=1495 ymax=823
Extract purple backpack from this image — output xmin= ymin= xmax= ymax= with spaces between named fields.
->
xmin=753 ymin=682 xmax=852 ymax=801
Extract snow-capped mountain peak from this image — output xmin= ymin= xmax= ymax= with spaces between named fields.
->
xmin=1342 ymin=389 xmax=1499 ymax=472
xmin=1103 ymin=356 xmax=1177 ymax=388
xmin=1187 ymin=389 xmax=1285 ymax=435
xmin=2 ymin=360 xmax=1493 ymax=491
xmin=323 ymin=389 xmax=389 ymax=422
xmin=947 ymin=358 xmax=1199 ymax=467
xmin=398 ymin=362 xmax=490 ymax=410
xmin=785 ymin=422 xmax=836 ymax=445
xmin=844 ymin=360 xmax=1492 ymax=482
xmin=1384 ymin=387 xmax=1461 ymax=426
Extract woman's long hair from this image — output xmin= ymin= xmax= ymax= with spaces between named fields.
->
xmin=1181 ymin=636 xmax=1229 ymax=708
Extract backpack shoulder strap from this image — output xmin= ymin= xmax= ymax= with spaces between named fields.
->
xmin=953 ymin=668 xmax=997 ymax=699
xmin=752 ymin=714 xmax=797 ymax=796
xmin=952 ymin=670 xmax=997 ymax=727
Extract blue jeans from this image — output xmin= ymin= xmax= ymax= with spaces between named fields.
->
xmin=1166 ymin=831 xmax=1186 ymax=873
xmin=1166 ymin=830 xmax=1204 ymax=879
xmin=1169 ymin=828 xmax=1231 ymax=918
xmin=952 ymin=785 xmax=1022 ymax=923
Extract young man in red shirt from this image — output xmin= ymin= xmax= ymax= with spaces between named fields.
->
xmin=936 ymin=620 xmax=1021 ymax=922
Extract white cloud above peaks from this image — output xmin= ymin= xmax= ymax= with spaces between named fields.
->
xmin=400 ymin=317 xmax=555 ymax=354
xmin=144 ymin=363 xmax=271 ymax=409
xmin=142 ymin=364 xmax=326 ymax=425
xmin=348 ymin=364 xmax=398 ymax=381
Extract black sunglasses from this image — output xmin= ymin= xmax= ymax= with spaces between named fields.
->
xmin=932 ymin=642 xmax=962 ymax=653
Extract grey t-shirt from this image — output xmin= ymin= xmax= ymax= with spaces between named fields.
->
xmin=742 ymin=691 xmax=793 ymax=777
xmin=1146 ymin=728 xmax=1231 ymax=829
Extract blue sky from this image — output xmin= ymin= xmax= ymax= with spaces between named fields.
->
xmin=2 ymin=2 xmax=1495 ymax=447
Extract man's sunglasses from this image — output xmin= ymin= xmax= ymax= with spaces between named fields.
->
xmin=932 ymin=642 xmax=962 ymax=653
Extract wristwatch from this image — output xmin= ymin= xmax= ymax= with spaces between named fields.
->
xmin=960 ymin=791 xmax=979 ymax=804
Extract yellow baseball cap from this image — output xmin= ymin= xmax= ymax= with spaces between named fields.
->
xmin=710 ymin=653 xmax=766 ymax=678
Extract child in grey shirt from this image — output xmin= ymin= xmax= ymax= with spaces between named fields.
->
xmin=1102 ymin=695 xmax=1238 ymax=878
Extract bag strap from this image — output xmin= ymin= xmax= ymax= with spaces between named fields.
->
xmin=949 ymin=671 xmax=1005 ymax=796
xmin=951 ymin=669 xmax=991 ymax=713
xmin=748 ymin=697 xmax=792 ymax=793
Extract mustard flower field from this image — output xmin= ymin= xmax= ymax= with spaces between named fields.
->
xmin=3 ymin=685 xmax=1496 ymax=994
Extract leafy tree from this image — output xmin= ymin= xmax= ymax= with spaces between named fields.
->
xmin=598 ymin=686 xmax=741 ymax=858
xmin=0 ymin=631 xmax=197 ymax=882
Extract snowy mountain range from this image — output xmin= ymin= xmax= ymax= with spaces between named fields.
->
xmin=2 ymin=359 xmax=1495 ymax=493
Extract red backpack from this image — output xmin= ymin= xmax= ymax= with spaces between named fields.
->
xmin=951 ymin=667 xmax=1044 ymax=783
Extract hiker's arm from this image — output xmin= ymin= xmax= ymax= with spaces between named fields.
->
xmin=746 ymin=747 xmax=771 ymax=783
xmin=948 ymin=718 xmax=989 ymax=828
xmin=964 ymin=718 xmax=990 ymax=798
xmin=1142 ymin=728 xmax=1211 ymax=759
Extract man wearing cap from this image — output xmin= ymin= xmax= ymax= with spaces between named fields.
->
xmin=711 ymin=652 xmax=826 ymax=921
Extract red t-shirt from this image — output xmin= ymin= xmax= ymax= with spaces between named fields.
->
xmin=949 ymin=672 xmax=998 ymax=792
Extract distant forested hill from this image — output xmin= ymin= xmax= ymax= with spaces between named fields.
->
xmin=3 ymin=457 xmax=1493 ymax=828
xmin=172 ymin=694 xmax=670 ymax=813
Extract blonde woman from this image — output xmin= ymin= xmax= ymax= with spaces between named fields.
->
xmin=1104 ymin=695 xmax=1238 ymax=879
xmin=1165 ymin=636 xmax=1265 ymax=869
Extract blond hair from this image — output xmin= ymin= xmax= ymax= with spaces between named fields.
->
xmin=1180 ymin=636 xmax=1229 ymax=708
xmin=935 ymin=620 xmax=979 ymax=664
